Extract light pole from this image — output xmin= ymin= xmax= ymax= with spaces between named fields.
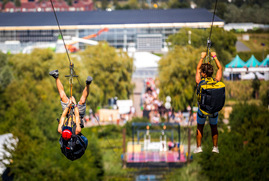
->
xmin=165 ymin=96 xmax=171 ymax=122
xmin=188 ymin=30 xmax=192 ymax=45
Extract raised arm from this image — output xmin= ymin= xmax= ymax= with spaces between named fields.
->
xmin=71 ymin=96 xmax=81 ymax=135
xmin=196 ymin=52 xmax=207 ymax=84
xmin=211 ymin=52 xmax=222 ymax=81
xmin=58 ymin=100 xmax=72 ymax=134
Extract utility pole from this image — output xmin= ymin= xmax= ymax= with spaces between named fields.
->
xmin=187 ymin=89 xmax=195 ymax=163
xmin=188 ymin=30 xmax=192 ymax=45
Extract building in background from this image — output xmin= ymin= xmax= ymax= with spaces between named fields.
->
xmin=0 ymin=0 xmax=93 ymax=13
xmin=0 ymin=8 xmax=224 ymax=53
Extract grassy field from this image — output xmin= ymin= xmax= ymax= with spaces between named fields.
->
xmin=237 ymin=33 xmax=269 ymax=60
xmin=240 ymin=33 xmax=269 ymax=52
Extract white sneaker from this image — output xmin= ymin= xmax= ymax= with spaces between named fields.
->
xmin=193 ymin=147 xmax=203 ymax=154
xmin=212 ymin=146 xmax=219 ymax=153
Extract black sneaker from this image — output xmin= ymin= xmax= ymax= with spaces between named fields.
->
xmin=80 ymin=119 xmax=84 ymax=128
xmin=49 ymin=70 xmax=59 ymax=79
xmin=86 ymin=76 xmax=93 ymax=85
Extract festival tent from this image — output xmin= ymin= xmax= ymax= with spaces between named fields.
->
xmin=225 ymin=55 xmax=246 ymax=68
xmin=241 ymin=72 xmax=265 ymax=80
xmin=245 ymin=55 xmax=260 ymax=67
xmin=129 ymin=52 xmax=160 ymax=68
xmin=260 ymin=57 xmax=269 ymax=67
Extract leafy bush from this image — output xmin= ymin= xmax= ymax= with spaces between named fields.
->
xmin=197 ymin=103 xmax=269 ymax=180
xmin=97 ymin=124 xmax=122 ymax=139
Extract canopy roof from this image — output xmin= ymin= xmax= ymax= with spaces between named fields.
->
xmin=260 ymin=57 xmax=269 ymax=67
xmin=245 ymin=55 xmax=260 ymax=67
xmin=225 ymin=55 xmax=245 ymax=68
xmin=129 ymin=52 xmax=161 ymax=68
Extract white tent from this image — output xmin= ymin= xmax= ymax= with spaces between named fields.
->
xmin=241 ymin=72 xmax=265 ymax=80
xmin=128 ymin=52 xmax=161 ymax=68
xmin=116 ymin=100 xmax=133 ymax=114
xmin=128 ymin=52 xmax=161 ymax=78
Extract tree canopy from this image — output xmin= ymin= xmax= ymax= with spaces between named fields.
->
xmin=158 ymin=45 xmax=203 ymax=111
xmin=167 ymin=27 xmax=237 ymax=65
xmin=80 ymin=42 xmax=134 ymax=107
xmin=0 ymin=44 xmax=133 ymax=180
xmin=197 ymin=103 xmax=269 ymax=180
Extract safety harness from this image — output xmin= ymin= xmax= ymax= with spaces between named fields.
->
xmin=59 ymin=107 xmax=87 ymax=161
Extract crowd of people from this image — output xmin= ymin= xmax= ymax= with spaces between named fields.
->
xmin=142 ymin=78 xmax=197 ymax=125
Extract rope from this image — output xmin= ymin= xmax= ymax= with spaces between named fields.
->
xmin=206 ymin=0 xmax=218 ymax=64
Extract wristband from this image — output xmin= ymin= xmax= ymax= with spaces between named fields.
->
xmin=213 ymin=55 xmax=217 ymax=58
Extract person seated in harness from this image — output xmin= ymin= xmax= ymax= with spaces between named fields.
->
xmin=194 ymin=52 xmax=223 ymax=154
xmin=49 ymin=69 xmax=92 ymax=160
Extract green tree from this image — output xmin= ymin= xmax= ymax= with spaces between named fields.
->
xmin=215 ymin=2 xmax=227 ymax=19
xmin=167 ymin=28 xmax=237 ymax=65
xmin=101 ymin=0 xmax=109 ymax=10
xmin=193 ymin=0 xmax=214 ymax=9
xmin=261 ymin=90 xmax=269 ymax=107
xmin=168 ymin=0 xmax=190 ymax=8
xmin=252 ymin=73 xmax=261 ymax=99
xmin=0 ymin=49 xmax=105 ymax=180
xmin=113 ymin=0 xmax=120 ymax=9
xmin=80 ymin=43 xmax=134 ymax=108
xmin=0 ymin=51 xmax=12 ymax=90
xmin=128 ymin=0 xmax=139 ymax=9
xmin=158 ymin=45 xmax=203 ymax=111
xmin=14 ymin=0 xmax=21 ymax=7
xmin=67 ymin=0 xmax=73 ymax=6
xmin=197 ymin=104 xmax=269 ymax=180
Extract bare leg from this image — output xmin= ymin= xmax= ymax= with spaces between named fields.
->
xmin=196 ymin=123 xmax=204 ymax=147
xmin=56 ymin=78 xmax=69 ymax=103
xmin=78 ymin=84 xmax=89 ymax=105
xmin=210 ymin=124 xmax=218 ymax=147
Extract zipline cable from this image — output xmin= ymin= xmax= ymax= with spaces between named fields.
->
xmin=206 ymin=0 xmax=218 ymax=64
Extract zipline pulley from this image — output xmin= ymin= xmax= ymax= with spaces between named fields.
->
xmin=65 ymin=63 xmax=78 ymax=99
xmin=206 ymin=38 xmax=212 ymax=64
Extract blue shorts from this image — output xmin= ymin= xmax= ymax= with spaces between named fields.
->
xmin=197 ymin=109 xmax=218 ymax=125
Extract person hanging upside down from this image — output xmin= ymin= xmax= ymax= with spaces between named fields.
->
xmin=49 ymin=69 xmax=92 ymax=160
xmin=194 ymin=52 xmax=222 ymax=154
